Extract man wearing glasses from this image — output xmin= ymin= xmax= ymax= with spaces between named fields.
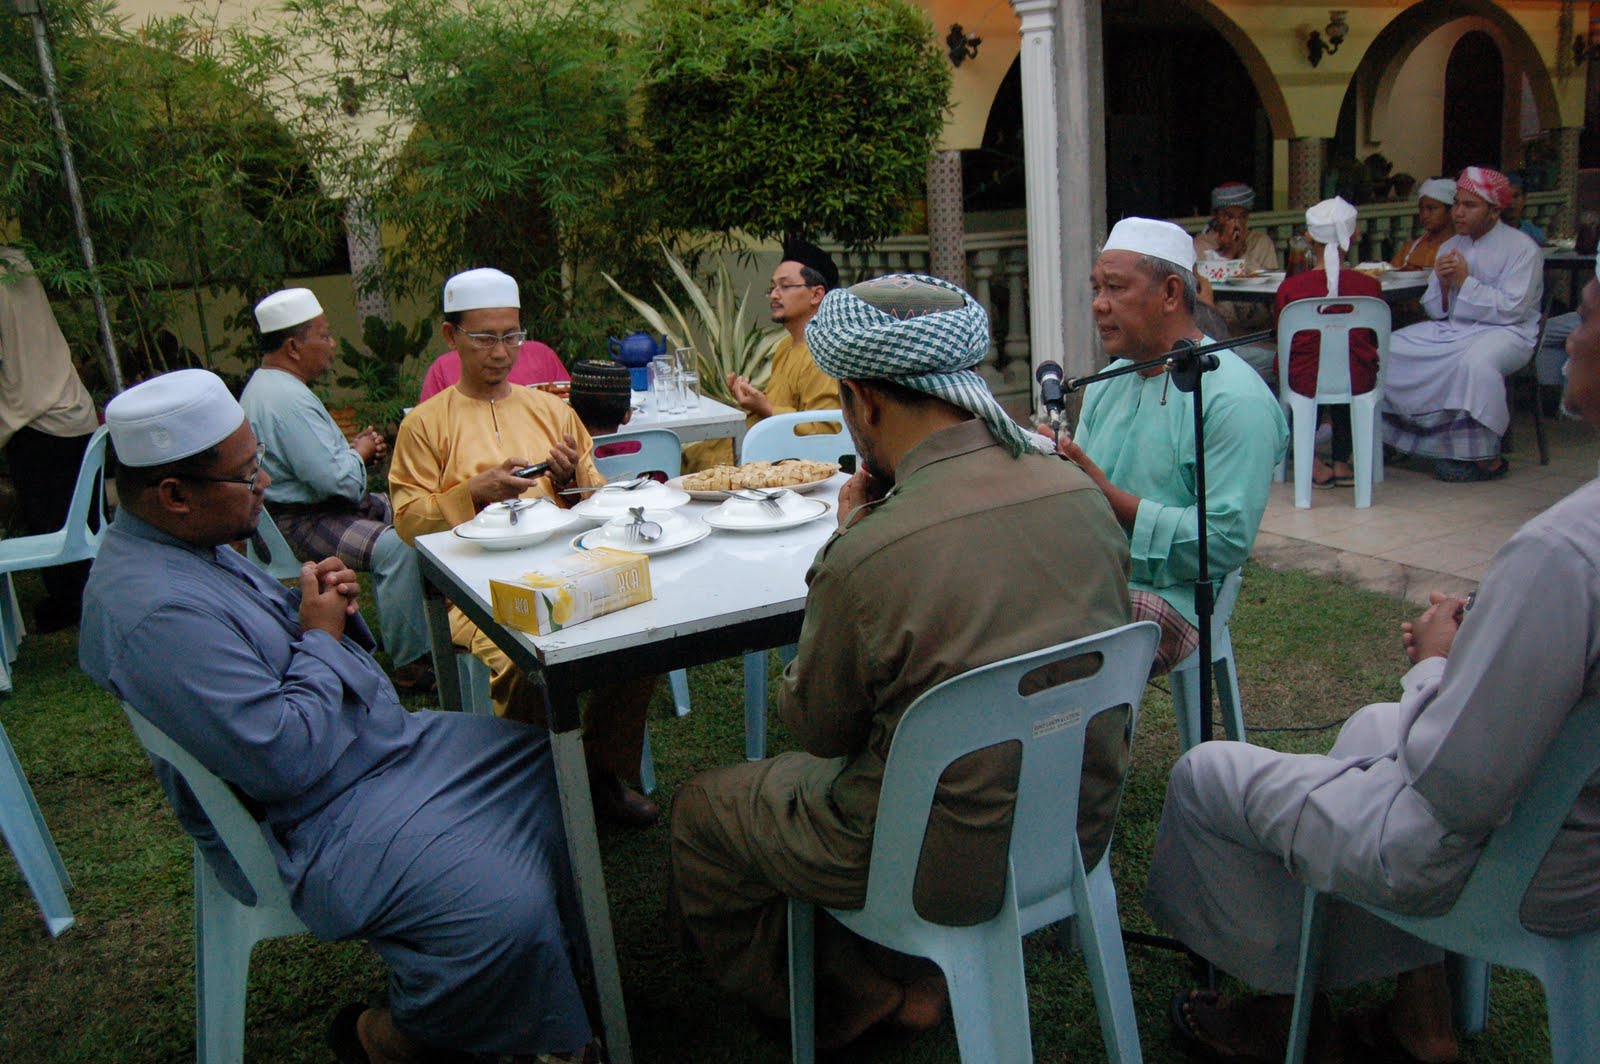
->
xmin=81 ymin=369 xmax=600 ymax=1064
xmin=686 ymin=239 xmax=843 ymax=470
xmin=389 ymin=268 xmax=660 ymax=827
xmin=239 ymin=288 xmax=434 ymax=693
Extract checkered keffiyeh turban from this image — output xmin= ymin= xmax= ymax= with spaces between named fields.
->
xmin=1457 ymin=167 xmax=1513 ymax=210
xmin=805 ymin=274 xmax=1050 ymax=457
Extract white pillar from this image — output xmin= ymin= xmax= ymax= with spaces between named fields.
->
xmin=1011 ymin=0 xmax=1066 ymax=404
xmin=1054 ymin=0 xmax=1104 ymax=384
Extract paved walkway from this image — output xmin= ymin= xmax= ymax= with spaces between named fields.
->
xmin=1251 ymin=413 xmax=1597 ymax=605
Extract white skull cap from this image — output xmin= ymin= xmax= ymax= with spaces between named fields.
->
xmin=254 ymin=288 xmax=324 ymax=333
xmin=105 ymin=369 xmax=245 ymax=467
xmin=1102 ymin=217 xmax=1196 ymax=273
xmin=443 ymin=268 xmax=520 ymax=313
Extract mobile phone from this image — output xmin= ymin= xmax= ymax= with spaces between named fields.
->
xmin=512 ymin=462 xmax=549 ymax=479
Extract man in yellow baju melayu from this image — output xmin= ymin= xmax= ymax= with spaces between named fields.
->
xmin=390 ymin=267 xmax=659 ymax=828
xmin=685 ymin=240 xmax=843 ymax=470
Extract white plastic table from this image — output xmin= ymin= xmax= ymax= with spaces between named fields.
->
xmin=413 ymin=476 xmax=846 ymax=1063
xmin=625 ymin=392 xmax=748 ymax=457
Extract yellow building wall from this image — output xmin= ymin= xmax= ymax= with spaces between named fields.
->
xmin=917 ymin=0 xmax=1022 ymax=151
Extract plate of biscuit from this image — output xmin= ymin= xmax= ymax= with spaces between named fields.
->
xmin=668 ymin=460 xmax=841 ymax=500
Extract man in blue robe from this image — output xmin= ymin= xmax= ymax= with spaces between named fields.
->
xmin=78 ymin=369 xmax=597 ymax=1064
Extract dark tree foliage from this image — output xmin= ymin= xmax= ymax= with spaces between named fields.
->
xmin=637 ymin=0 xmax=949 ymax=250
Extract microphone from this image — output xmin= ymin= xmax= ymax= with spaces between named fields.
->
xmin=1035 ymin=360 xmax=1067 ymax=434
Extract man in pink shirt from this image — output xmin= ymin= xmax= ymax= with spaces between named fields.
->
xmin=417 ymin=340 xmax=568 ymax=402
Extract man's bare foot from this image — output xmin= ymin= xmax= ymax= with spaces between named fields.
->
xmin=893 ymin=972 xmax=948 ymax=1032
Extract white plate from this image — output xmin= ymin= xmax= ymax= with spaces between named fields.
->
xmin=453 ymin=502 xmax=579 ymax=550
xmin=1230 ymin=275 xmax=1275 ymax=286
xmin=1388 ymin=269 xmax=1429 ymax=282
xmin=704 ymin=496 xmax=831 ymax=532
xmin=666 ymin=469 xmax=839 ymax=501
xmin=571 ymin=510 xmax=711 ymax=556
xmin=570 ymin=481 xmax=691 ymax=522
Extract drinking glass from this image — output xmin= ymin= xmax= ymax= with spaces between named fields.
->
xmin=647 ymin=356 xmax=672 ymax=414
xmin=673 ymin=347 xmax=699 ymax=410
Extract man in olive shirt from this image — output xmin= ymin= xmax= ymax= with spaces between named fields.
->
xmin=671 ymin=275 xmax=1131 ymax=1049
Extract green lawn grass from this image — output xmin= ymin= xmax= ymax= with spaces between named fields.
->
xmin=0 ymin=563 xmax=1552 ymax=1061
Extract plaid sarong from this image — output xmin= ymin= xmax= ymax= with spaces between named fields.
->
xmin=269 ymin=492 xmax=393 ymax=570
xmin=1382 ymin=409 xmax=1503 ymax=461
xmin=1131 ymin=590 xmax=1201 ymax=678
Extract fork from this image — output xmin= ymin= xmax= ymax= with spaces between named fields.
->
xmin=626 ymin=506 xmax=663 ymax=543
xmin=736 ymin=489 xmax=787 ymax=517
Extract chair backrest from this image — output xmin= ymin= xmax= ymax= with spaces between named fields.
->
xmin=1442 ymin=695 xmax=1600 ymax=924
xmin=592 ymin=428 xmax=683 ymax=482
xmin=60 ymin=426 xmax=112 ymax=558
xmin=119 ymin=702 xmax=299 ymax=916
xmin=1275 ymin=296 xmax=1391 ymax=404
xmin=858 ymin=622 xmax=1160 ymax=935
xmin=243 ymin=511 xmax=303 ymax=582
xmin=741 ymin=411 xmax=855 ymax=465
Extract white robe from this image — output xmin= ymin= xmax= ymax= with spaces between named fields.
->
xmin=1145 ymin=477 xmax=1600 ymax=991
xmin=1382 ymin=222 xmax=1542 ymax=458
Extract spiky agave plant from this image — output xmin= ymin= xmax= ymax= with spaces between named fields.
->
xmin=604 ymin=243 xmax=783 ymax=407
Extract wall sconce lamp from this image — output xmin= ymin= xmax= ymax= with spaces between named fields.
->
xmin=1574 ymin=34 xmax=1598 ymax=66
xmin=947 ymin=23 xmax=981 ymax=67
xmin=1306 ymin=10 xmax=1349 ymax=68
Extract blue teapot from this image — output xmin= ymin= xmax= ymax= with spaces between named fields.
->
xmin=608 ymin=332 xmax=667 ymax=390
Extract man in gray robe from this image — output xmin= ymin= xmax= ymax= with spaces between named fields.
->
xmin=1144 ymin=256 xmax=1600 ymax=1064
xmin=78 ymin=369 xmax=597 ymax=1064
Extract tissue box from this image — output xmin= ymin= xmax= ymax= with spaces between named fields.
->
xmin=490 ymin=547 xmax=652 ymax=635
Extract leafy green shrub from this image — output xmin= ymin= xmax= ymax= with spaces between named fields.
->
xmin=637 ymin=0 xmax=950 ymax=249
xmin=0 ymin=0 xmax=344 ymax=392
xmin=604 ymin=244 xmax=783 ymax=406
xmin=333 ymin=316 xmax=432 ymax=434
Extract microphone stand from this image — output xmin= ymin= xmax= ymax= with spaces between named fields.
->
xmin=1067 ymin=327 xmax=1273 ymax=976
xmin=1065 ymin=328 xmax=1271 ymax=738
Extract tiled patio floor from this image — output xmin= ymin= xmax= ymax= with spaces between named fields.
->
xmin=1250 ymin=410 xmax=1598 ymax=605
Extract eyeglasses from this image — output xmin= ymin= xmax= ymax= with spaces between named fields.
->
xmin=459 ymin=329 xmax=528 ymax=351
xmin=181 ymin=445 xmax=267 ymax=492
xmin=768 ymin=283 xmax=816 ymax=296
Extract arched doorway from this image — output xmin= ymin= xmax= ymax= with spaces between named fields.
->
xmin=961 ymin=0 xmax=1272 ymax=224
xmin=1101 ymin=0 xmax=1270 ymax=220
xmin=1442 ymin=30 xmax=1505 ymax=173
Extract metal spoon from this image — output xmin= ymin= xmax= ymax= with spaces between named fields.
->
xmin=626 ymin=506 xmax=663 ymax=544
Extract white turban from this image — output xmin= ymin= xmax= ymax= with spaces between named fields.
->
xmin=1101 ymin=217 xmax=1196 ymax=273
xmin=1305 ymin=197 xmax=1358 ymax=294
xmin=1418 ymin=178 xmax=1456 ymax=207
xmin=106 ymin=369 xmax=245 ymax=467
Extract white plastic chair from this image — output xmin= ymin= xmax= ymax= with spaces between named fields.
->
xmin=0 ymin=719 xmax=74 ymax=936
xmin=787 ymin=621 xmax=1160 ymax=1063
xmin=593 ymin=428 xmax=691 ymax=719
xmin=740 ymin=412 xmax=855 ymax=760
xmin=0 ymin=574 xmax=22 ymax=693
xmin=1272 ymin=297 xmax=1391 ymax=509
xmin=243 ymin=510 xmax=303 ymax=582
xmin=740 ymin=410 xmax=851 ymax=466
xmin=1167 ymin=569 xmax=1246 ymax=751
xmin=0 ymin=424 xmax=112 ymax=585
xmin=1284 ymin=696 xmax=1600 ymax=1064
xmin=119 ymin=702 xmax=309 ymax=1064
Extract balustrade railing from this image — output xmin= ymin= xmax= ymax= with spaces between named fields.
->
xmin=827 ymin=189 xmax=1569 ymax=416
